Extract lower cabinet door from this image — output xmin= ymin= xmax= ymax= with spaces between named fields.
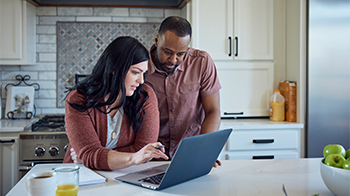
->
xmin=0 ymin=136 xmax=19 ymax=196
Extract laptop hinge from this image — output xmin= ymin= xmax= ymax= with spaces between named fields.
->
xmin=141 ymin=183 xmax=158 ymax=190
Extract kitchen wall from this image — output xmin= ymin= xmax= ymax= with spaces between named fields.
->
xmin=0 ymin=6 xmax=186 ymax=117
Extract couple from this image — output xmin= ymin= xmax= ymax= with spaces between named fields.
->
xmin=63 ymin=16 xmax=222 ymax=171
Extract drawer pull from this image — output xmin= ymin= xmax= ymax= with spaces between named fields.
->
xmin=224 ymin=112 xmax=244 ymax=115
xmin=252 ymin=155 xmax=274 ymax=159
xmin=253 ymin=139 xmax=274 ymax=144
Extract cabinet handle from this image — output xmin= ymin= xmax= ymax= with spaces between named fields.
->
xmin=252 ymin=139 xmax=274 ymax=144
xmin=224 ymin=112 xmax=243 ymax=115
xmin=252 ymin=155 xmax=274 ymax=159
xmin=0 ymin=139 xmax=15 ymax=143
xmin=228 ymin=37 xmax=232 ymax=56
xmin=235 ymin=37 xmax=238 ymax=56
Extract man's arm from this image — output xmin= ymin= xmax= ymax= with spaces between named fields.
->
xmin=200 ymin=91 xmax=221 ymax=134
xmin=201 ymin=91 xmax=222 ymax=167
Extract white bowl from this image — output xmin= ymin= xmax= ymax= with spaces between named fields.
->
xmin=320 ymin=159 xmax=350 ymax=196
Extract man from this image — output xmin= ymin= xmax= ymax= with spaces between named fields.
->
xmin=146 ymin=16 xmax=222 ymax=159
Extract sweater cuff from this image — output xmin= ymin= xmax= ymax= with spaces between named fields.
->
xmin=99 ymin=149 xmax=112 ymax=171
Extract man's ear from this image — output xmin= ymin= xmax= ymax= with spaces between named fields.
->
xmin=155 ymin=34 xmax=159 ymax=47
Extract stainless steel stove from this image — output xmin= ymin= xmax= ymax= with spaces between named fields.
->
xmin=19 ymin=115 xmax=69 ymax=179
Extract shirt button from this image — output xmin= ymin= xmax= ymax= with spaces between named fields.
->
xmin=171 ymin=126 xmax=174 ymax=128
xmin=190 ymin=89 xmax=193 ymax=92
xmin=170 ymin=152 xmax=173 ymax=155
xmin=168 ymin=94 xmax=170 ymax=97
xmin=166 ymin=77 xmax=169 ymax=80
xmin=170 ymin=109 xmax=173 ymax=112
xmin=171 ymin=138 xmax=175 ymax=140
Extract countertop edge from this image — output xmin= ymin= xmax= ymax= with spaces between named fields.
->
xmin=0 ymin=118 xmax=38 ymax=133
xmin=220 ymin=119 xmax=304 ymax=129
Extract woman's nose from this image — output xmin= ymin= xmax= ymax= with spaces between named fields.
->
xmin=137 ymin=74 xmax=144 ymax=84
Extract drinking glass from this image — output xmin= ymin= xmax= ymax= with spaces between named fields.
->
xmin=52 ymin=166 xmax=80 ymax=196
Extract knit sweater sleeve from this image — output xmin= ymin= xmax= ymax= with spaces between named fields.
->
xmin=116 ymin=83 xmax=160 ymax=152
xmin=64 ymin=90 xmax=111 ymax=170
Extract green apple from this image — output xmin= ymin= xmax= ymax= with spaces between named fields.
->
xmin=323 ymin=144 xmax=346 ymax=159
xmin=324 ymin=154 xmax=346 ymax=168
xmin=346 ymin=149 xmax=350 ymax=159
xmin=343 ymin=159 xmax=350 ymax=170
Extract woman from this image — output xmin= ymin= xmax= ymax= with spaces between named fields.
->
xmin=63 ymin=36 xmax=168 ymax=171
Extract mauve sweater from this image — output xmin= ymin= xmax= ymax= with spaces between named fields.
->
xmin=63 ymin=83 xmax=160 ymax=171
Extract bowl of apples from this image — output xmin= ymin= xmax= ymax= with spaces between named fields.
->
xmin=320 ymin=144 xmax=350 ymax=196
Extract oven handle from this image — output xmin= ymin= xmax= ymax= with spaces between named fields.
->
xmin=0 ymin=139 xmax=15 ymax=143
xmin=19 ymin=162 xmax=35 ymax=171
xmin=19 ymin=165 xmax=34 ymax=171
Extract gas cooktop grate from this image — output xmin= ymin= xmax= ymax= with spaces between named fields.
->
xmin=32 ymin=115 xmax=65 ymax=132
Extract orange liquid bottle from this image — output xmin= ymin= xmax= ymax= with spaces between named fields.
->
xmin=269 ymin=90 xmax=285 ymax=121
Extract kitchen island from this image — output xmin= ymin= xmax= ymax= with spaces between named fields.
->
xmin=7 ymin=158 xmax=332 ymax=196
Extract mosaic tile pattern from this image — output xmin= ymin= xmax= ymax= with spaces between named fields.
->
xmin=57 ymin=22 xmax=160 ymax=107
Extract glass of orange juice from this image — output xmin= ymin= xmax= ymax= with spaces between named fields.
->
xmin=53 ymin=166 xmax=80 ymax=196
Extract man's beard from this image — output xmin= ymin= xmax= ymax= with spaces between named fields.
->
xmin=156 ymin=52 xmax=179 ymax=74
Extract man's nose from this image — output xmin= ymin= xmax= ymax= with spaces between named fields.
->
xmin=169 ymin=54 xmax=176 ymax=64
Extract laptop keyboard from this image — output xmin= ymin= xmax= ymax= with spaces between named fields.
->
xmin=139 ymin=173 xmax=165 ymax=185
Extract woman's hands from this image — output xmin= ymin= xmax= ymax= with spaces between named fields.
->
xmin=70 ymin=142 xmax=168 ymax=170
xmin=131 ymin=142 xmax=168 ymax=165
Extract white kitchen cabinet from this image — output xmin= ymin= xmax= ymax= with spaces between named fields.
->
xmin=0 ymin=133 xmax=19 ymax=196
xmin=188 ymin=0 xmax=275 ymax=118
xmin=190 ymin=0 xmax=273 ymax=61
xmin=216 ymin=62 xmax=274 ymax=118
xmin=0 ymin=0 xmax=36 ymax=65
xmin=218 ymin=119 xmax=302 ymax=160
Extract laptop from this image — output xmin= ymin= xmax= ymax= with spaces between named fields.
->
xmin=114 ymin=128 xmax=232 ymax=190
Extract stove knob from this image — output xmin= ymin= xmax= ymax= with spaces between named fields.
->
xmin=49 ymin=146 xmax=59 ymax=157
xmin=35 ymin=147 xmax=45 ymax=157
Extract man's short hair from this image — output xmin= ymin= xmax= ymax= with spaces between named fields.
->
xmin=158 ymin=16 xmax=192 ymax=38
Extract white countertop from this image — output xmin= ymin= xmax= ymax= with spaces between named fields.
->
xmin=0 ymin=118 xmax=303 ymax=133
xmin=0 ymin=118 xmax=38 ymax=133
xmin=220 ymin=118 xmax=304 ymax=129
xmin=7 ymin=158 xmax=332 ymax=196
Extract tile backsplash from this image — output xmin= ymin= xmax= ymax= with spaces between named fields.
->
xmin=0 ymin=6 xmax=185 ymax=117
xmin=56 ymin=22 xmax=159 ymax=107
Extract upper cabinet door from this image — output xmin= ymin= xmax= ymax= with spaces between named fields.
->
xmin=191 ymin=0 xmax=233 ymax=60
xmin=0 ymin=0 xmax=36 ymax=65
xmin=0 ymin=0 xmax=22 ymax=60
xmin=234 ymin=0 xmax=273 ymax=60
xmin=190 ymin=0 xmax=273 ymax=61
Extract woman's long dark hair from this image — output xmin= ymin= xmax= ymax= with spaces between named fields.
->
xmin=67 ymin=36 xmax=150 ymax=134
